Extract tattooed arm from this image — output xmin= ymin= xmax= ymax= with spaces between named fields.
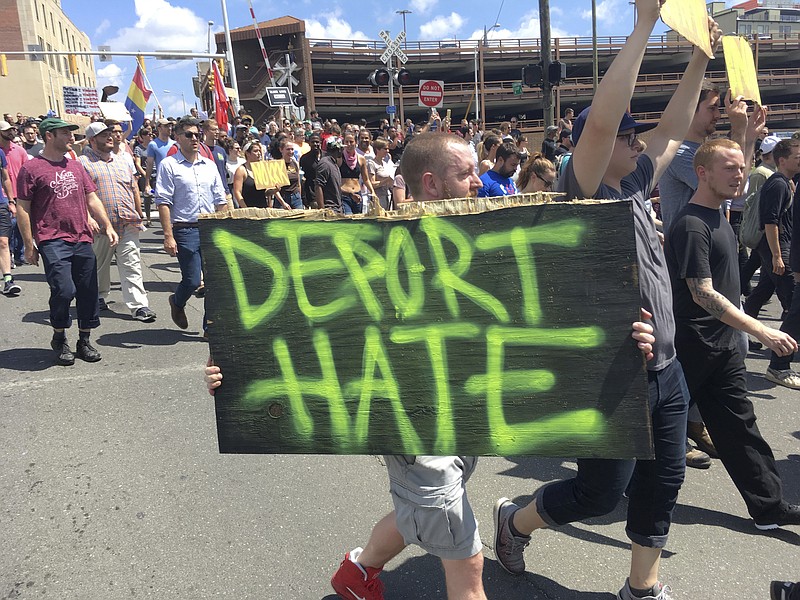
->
xmin=686 ymin=277 xmax=798 ymax=356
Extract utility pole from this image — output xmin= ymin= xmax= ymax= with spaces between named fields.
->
xmin=539 ymin=0 xmax=554 ymax=128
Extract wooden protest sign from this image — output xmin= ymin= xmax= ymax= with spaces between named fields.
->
xmin=723 ymin=36 xmax=762 ymax=105
xmin=251 ymin=159 xmax=290 ymax=190
xmin=199 ymin=196 xmax=653 ymax=458
xmin=660 ymin=0 xmax=714 ymax=59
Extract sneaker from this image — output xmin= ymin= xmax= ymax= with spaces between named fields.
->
xmin=330 ymin=547 xmax=384 ymax=600
xmin=765 ymin=367 xmax=800 ymax=390
xmin=686 ymin=442 xmax=711 ymax=469
xmin=493 ymin=497 xmax=531 ymax=575
xmin=770 ymin=580 xmax=800 ymax=600
xmin=617 ymin=579 xmax=675 ymax=600
xmin=755 ymin=503 xmax=800 ymax=531
xmin=98 ymin=297 xmax=109 ymax=311
xmin=2 ymin=279 xmax=21 ymax=296
xmin=133 ymin=307 xmax=157 ymax=322
xmin=75 ymin=339 xmax=102 ymax=362
xmin=50 ymin=338 xmax=75 ymax=366
xmin=169 ymin=294 xmax=188 ymax=329
xmin=194 ymin=284 xmax=206 ymax=298
xmin=687 ymin=421 xmax=718 ymax=459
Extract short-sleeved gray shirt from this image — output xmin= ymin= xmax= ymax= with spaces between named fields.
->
xmin=659 ymin=140 xmax=700 ymax=234
xmin=557 ymin=154 xmax=677 ymax=371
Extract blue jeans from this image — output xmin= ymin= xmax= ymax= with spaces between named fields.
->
xmin=10 ymin=216 xmax=24 ymax=262
xmin=173 ymin=227 xmax=202 ymax=309
xmin=535 ymin=359 xmax=688 ymax=548
xmin=38 ymin=239 xmax=100 ymax=330
xmin=341 ymin=193 xmax=362 ymax=215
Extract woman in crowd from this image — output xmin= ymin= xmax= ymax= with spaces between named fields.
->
xmin=516 ymin=153 xmax=556 ymax=194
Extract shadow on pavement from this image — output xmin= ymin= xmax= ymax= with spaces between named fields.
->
xmin=96 ymin=328 xmax=206 ymax=349
xmin=0 ymin=347 xmax=60 ymax=371
xmin=672 ymin=503 xmax=800 ymax=545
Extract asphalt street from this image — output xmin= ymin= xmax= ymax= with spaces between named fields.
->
xmin=1 ymin=223 xmax=799 ymax=600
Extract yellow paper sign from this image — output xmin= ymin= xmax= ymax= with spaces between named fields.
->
xmin=722 ymin=36 xmax=762 ymax=105
xmin=660 ymin=0 xmax=714 ymax=59
xmin=251 ymin=159 xmax=290 ymax=190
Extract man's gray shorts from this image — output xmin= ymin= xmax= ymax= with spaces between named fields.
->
xmin=384 ymin=455 xmax=482 ymax=561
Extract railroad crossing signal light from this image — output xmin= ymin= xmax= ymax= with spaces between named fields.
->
xmin=0 ymin=54 xmax=7 ymax=77
xmin=68 ymin=54 xmax=79 ymax=75
xmin=548 ymin=61 xmax=567 ymax=86
xmin=522 ymin=64 xmax=542 ymax=88
xmin=292 ymin=93 xmax=307 ymax=107
xmin=394 ymin=68 xmax=412 ymax=86
xmin=368 ymin=68 xmax=391 ymax=87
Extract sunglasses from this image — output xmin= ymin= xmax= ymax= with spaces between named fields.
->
xmin=183 ymin=131 xmax=201 ymax=140
xmin=616 ymin=132 xmax=640 ymax=148
xmin=535 ymin=172 xmax=554 ymax=189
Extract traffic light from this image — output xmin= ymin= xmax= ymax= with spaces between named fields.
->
xmin=394 ymin=68 xmax=412 ymax=86
xmin=208 ymin=71 xmax=215 ymax=91
xmin=216 ymin=59 xmax=225 ymax=77
xmin=68 ymin=54 xmax=79 ymax=75
xmin=0 ymin=54 xmax=7 ymax=77
xmin=548 ymin=61 xmax=567 ymax=86
xmin=522 ymin=64 xmax=542 ymax=88
xmin=292 ymin=93 xmax=307 ymax=107
xmin=368 ymin=68 xmax=391 ymax=86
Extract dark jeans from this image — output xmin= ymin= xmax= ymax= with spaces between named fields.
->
xmin=341 ymin=193 xmax=362 ymax=215
xmin=770 ymin=278 xmax=800 ymax=371
xmin=38 ymin=239 xmax=100 ymax=330
xmin=744 ymin=240 xmax=793 ymax=317
xmin=677 ymin=338 xmax=783 ymax=518
xmin=271 ymin=191 xmax=304 ymax=210
xmin=10 ymin=216 xmax=24 ymax=262
xmin=174 ymin=227 xmax=202 ymax=309
xmin=535 ymin=359 xmax=688 ymax=548
xmin=740 ymin=250 xmax=762 ymax=297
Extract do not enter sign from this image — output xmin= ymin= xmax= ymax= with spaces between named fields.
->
xmin=418 ymin=79 xmax=444 ymax=108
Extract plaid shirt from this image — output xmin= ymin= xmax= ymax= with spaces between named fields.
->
xmin=79 ymin=146 xmax=143 ymax=234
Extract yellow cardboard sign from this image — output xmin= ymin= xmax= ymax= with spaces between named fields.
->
xmin=660 ymin=0 xmax=714 ymax=59
xmin=251 ymin=159 xmax=290 ymax=190
xmin=722 ymin=36 xmax=762 ymax=105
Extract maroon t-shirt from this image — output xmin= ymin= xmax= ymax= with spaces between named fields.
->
xmin=16 ymin=155 xmax=97 ymax=244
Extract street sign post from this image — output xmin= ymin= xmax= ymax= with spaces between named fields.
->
xmin=378 ymin=30 xmax=407 ymax=119
xmin=386 ymin=105 xmax=396 ymax=114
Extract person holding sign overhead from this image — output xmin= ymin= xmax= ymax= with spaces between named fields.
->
xmin=493 ymin=1 xmax=722 ymax=599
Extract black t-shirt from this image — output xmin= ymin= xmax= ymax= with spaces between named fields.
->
xmin=299 ymin=151 xmax=320 ymax=207
xmin=757 ymin=171 xmax=793 ymax=264
xmin=541 ymin=138 xmax=557 ymax=162
xmin=314 ymin=155 xmax=342 ymax=212
xmin=666 ymin=203 xmax=740 ymax=350
xmin=789 ymin=173 xmax=800 ymax=272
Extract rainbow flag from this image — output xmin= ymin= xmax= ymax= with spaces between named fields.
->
xmin=124 ymin=62 xmax=152 ymax=139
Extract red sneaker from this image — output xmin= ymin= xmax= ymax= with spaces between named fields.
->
xmin=331 ymin=547 xmax=385 ymax=600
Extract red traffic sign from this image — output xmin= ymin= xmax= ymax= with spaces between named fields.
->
xmin=418 ymin=79 xmax=444 ymax=108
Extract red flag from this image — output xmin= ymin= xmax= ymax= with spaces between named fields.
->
xmin=212 ymin=61 xmax=230 ymax=133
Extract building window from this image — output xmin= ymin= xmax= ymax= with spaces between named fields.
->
xmin=34 ymin=1 xmax=39 ymax=20
xmin=43 ymin=4 xmax=47 ymax=28
xmin=46 ymin=42 xmax=53 ymax=68
xmin=59 ymin=22 xmax=64 ymax=45
xmin=779 ymin=24 xmax=791 ymax=34
xmin=50 ymin=12 xmax=54 ymax=32
xmin=63 ymin=56 xmax=68 ymax=76
xmin=740 ymin=23 xmax=752 ymax=34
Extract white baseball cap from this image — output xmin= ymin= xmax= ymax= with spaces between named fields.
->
xmin=760 ymin=135 xmax=781 ymax=155
xmin=85 ymin=122 xmax=110 ymax=140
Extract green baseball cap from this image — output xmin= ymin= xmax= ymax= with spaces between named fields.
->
xmin=38 ymin=117 xmax=79 ymax=136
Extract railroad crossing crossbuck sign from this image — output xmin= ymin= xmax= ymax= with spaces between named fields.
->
xmin=274 ymin=54 xmax=300 ymax=87
xmin=379 ymin=30 xmax=408 ymax=66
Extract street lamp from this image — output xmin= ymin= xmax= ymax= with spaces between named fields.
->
xmin=396 ymin=10 xmax=412 ymax=49
xmin=207 ymin=20 xmax=215 ymax=54
xmin=163 ymin=89 xmax=187 ymax=115
xmin=483 ymin=23 xmax=501 ymax=46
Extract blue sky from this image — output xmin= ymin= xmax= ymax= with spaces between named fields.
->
xmin=62 ymin=0 xmax=687 ymax=118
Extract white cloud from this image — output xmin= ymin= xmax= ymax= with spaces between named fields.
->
xmin=305 ymin=12 xmax=369 ymax=40
xmin=96 ymin=63 xmax=126 ymax=89
xmin=467 ymin=10 xmax=573 ymax=40
xmin=158 ymin=96 xmax=190 ymax=118
xmin=103 ymin=0 xmax=208 ymax=52
xmin=581 ymin=0 xmax=624 ymax=25
xmin=410 ymin=0 xmax=438 ymax=15
xmin=419 ymin=12 xmax=465 ymax=40
xmin=94 ymin=19 xmax=111 ymax=37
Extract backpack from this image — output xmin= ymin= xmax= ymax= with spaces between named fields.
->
xmin=739 ymin=165 xmax=773 ymax=249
